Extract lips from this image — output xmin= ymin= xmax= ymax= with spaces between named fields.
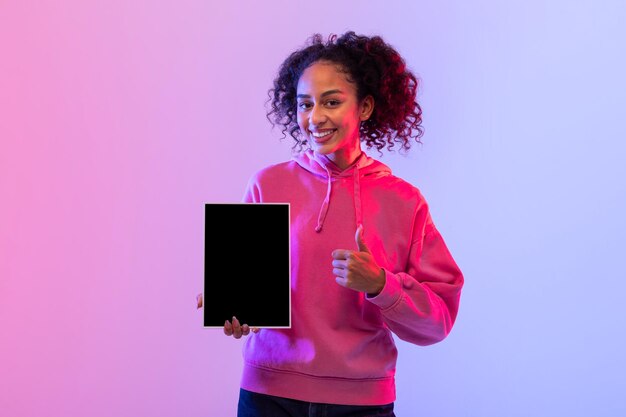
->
xmin=310 ymin=129 xmax=336 ymax=143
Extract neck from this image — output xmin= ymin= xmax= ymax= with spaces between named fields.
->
xmin=325 ymin=146 xmax=363 ymax=170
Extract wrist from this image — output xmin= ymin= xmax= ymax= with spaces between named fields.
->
xmin=367 ymin=268 xmax=386 ymax=297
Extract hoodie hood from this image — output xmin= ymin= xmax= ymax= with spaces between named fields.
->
xmin=293 ymin=150 xmax=392 ymax=232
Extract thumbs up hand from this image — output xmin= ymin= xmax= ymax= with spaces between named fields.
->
xmin=331 ymin=225 xmax=386 ymax=296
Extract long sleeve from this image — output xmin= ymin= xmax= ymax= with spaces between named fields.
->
xmin=366 ymin=219 xmax=464 ymax=346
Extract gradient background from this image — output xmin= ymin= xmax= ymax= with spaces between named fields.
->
xmin=1 ymin=1 xmax=625 ymax=416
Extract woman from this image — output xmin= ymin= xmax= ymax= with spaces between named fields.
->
xmin=199 ymin=31 xmax=464 ymax=417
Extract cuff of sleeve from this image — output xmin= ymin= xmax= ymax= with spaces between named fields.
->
xmin=365 ymin=268 xmax=403 ymax=310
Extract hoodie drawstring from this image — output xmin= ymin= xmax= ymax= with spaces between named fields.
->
xmin=314 ymin=164 xmax=363 ymax=233
xmin=353 ymin=167 xmax=363 ymax=229
xmin=315 ymin=164 xmax=333 ymax=233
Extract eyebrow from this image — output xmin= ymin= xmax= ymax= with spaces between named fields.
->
xmin=296 ymin=89 xmax=344 ymax=99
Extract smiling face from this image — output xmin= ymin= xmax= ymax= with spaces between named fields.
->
xmin=296 ymin=61 xmax=374 ymax=169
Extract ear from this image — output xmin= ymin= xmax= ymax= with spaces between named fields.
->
xmin=359 ymin=95 xmax=375 ymax=122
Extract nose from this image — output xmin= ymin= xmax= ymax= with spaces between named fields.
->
xmin=309 ymin=103 xmax=327 ymax=127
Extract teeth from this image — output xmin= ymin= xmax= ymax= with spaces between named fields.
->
xmin=311 ymin=130 xmax=335 ymax=138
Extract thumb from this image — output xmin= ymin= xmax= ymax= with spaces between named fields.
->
xmin=355 ymin=225 xmax=371 ymax=254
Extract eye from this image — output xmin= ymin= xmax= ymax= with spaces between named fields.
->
xmin=298 ymin=102 xmax=312 ymax=110
xmin=325 ymin=99 xmax=340 ymax=107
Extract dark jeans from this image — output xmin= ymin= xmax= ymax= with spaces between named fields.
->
xmin=237 ymin=388 xmax=396 ymax=417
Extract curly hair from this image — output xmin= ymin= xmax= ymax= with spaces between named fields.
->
xmin=266 ymin=31 xmax=424 ymax=153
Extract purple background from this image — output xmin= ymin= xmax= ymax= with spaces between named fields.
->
xmin=1 ymin=1 xmax=625 ymax=416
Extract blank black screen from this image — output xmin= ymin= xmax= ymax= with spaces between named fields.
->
xmin=203 ymin=203 xmax=290 ymax=328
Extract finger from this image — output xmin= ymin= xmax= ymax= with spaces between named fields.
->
xmin=331 ymin=259 xmax=348 ymax=268
xmin=335 ymin=276 xmax=348 ymax=288
xmin=224 ymin=320 xmax=233 ymax=336
xmin=251 ymin=327 xmax=260 ymax=333
xmin=196 ymin=294 xmax=203 ymax=309
xmin=332 ymin=249 xmax=352 ymax=260
xmin=232 ymin=316 xmax=243 ymax=339
xmin=355 ymin=225 xmax=371 ymax=254
xmin=333 ymin=267 xmax=346 ymax=277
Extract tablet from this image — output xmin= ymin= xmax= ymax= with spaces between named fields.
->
xmin=203 ymin=203 xmax=291 ymax=328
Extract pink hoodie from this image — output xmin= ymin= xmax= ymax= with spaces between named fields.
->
xmin=240 ymin=150 xmax=464 ymax=406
